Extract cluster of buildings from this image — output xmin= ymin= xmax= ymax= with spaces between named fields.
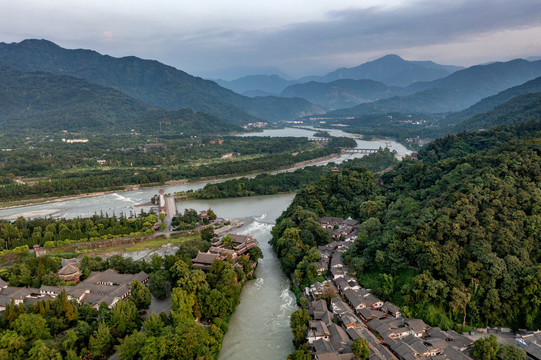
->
xmin=192 ymin=233 xmax=258 ymax=271
xmin=301 ymin=217 xmax=475 ymax=360
xmin=0 ymin=261 xmax=148 ymax=311
xmin=241 ymin=122 xmax=268 ymax=129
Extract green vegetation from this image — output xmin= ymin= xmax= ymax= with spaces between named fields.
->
xmin=0 ymin=213 xmax=158 ymax=252
xmin=272 ymin=119 xmax=541 ymax=330
xmin=188 ymin=148 xmax=397 ymax=200
xmin=0 ymin=39 xmax=324 ymax=123
xmin=0 ymin=135 xmax=353 ymax=202
xmin=471 ymin=335 xmax=526 ymax=360
xmin=0 ymin=67 xmax=241 ymax=135
xmin=0 ymin=228 xmax=264 ymax=359
xmin=352 ymin=338 xmax=370 ymax=359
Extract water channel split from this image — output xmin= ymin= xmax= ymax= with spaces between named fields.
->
xmin=0 ymin=127 xmax=411 ymax=359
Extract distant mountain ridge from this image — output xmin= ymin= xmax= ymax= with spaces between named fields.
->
xmin=0 ymin=67 xmax=241 ymax=134
xmin=0 ymin=39 xmax=324 ymax=123
xmin=280 ymin=79 xmax=408 ymax=109
xmin=442 ymin=76 xmax=541 ymax=126
xmin=215 ymin=54 xmax=462 ymax=97
xmin=320 ymin=54 xmax=463 ymax=86
xmin=327 ymin=58 xmax=541 ymax=118
xmin=215 ymin=75 xmax=296 ymax=96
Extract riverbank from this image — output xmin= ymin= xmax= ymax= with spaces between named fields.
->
xmin=0 ymin=153 xmax=342 ymax=211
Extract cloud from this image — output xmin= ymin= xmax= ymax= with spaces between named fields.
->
xmin=1 ymin=0 xmax=540 ymax=78
xmin=178 ymin=0 xmax=541 ymax=76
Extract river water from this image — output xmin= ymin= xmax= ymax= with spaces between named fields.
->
xmin=0 ymin=127 xmax=411 ymax=359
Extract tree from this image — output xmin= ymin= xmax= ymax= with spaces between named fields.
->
xmin=221 ymin=235 xmax=234 ymax=249
xmin=249 ymin=246 xmax=263 ymax=262
xmin=290 ymin=309 xmax=310 ymax=346
xmin=200 ymin=226 xmax=215 ymax=242
xmin=149 ymin=272 xmax=169 ymax=299
xmin=89 ymin=322 xmax=112 ymax=357
xmin=471 ymin=335 xmax=501 ymax=360
xmin=12 ymin=313 xmax=51 ymax=342
xmin=287 ymin=349 xmax=311 ymax=360
xmin=352 ymin=338 xmax=370 ymax=359
xmin=143 ymin=313 xmax=164 ymax=337
xmin=498 ymin=344 xmax=526 ymax=360
xmin=119 ymin=332 xmax=147 ymax=360
xmin=110 ymin=300 xmax=140 ymax=336
xmin=27 ymin=340 xmax=62 ymax=360
xmin=128 ymin=279 xmax=151 ymax=310
xmin=450 ymin=287 xmax=471 ymax=327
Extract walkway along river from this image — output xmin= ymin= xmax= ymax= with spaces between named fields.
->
xmin=0 ymin=128 xmax=412 ymax=358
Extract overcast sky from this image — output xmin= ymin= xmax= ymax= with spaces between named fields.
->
xmin=1 ymin=0 xmax=541 ymax=79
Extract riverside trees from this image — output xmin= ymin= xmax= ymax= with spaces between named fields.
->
xmin=272 ymin=121 xmax=541 ymax=330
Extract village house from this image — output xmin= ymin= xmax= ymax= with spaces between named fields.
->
xmin=307 ymin=320 xmax=331 ymax=344
xmin=306 ymin=280 xmax=338 ymax=300
xmin=318 ymin=217 xmax=360 ymax=241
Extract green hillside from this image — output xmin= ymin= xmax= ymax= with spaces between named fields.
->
xmin=453 ymin=93 xmax=541 ymax=133
xmin=442 ymin=76 xmax=541 ymax=126
xmin=272 ymin=119 xmax=541 ymax=330
xmin=0 ymin=39 xmax=324 ymax=123
xmin=0 ymin=67 xmax=240 ymax=135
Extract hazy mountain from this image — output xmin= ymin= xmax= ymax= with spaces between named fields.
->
xmin=442 ymin=76 xmax=541 ymax=126
xmin=0 ymin=39 xmax=324 ymax=123
xmin=453 ymin=92 xmax=541 ymax=133
xmin=242 ymin=89 xmax=277 ymax=97
xmin=320 ymin=54 xmax=463 ymax=86
xmin=327 ymin=58 xmax=541 ymax=118
xmin=0 ymin=67 xmax=241 ymax=134
xmin=280 ymin=79 xmax=408 ymax=109
xmin=215 ymin=74 xmax=296 ymax=95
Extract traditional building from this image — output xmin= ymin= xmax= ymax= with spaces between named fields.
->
xmin=57 ymin=263 xmax=83 ymax=283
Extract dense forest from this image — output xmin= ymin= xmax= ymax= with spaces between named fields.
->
xmin=0 ymin=213 xmax=158 ymax=251
xmin=271 ymin=121 xmax=541 ymax=330
xmin=0 ymin=136 xmax=355 ymax=202
xmin=188 ymin=148 xmax=397 ymax=200
xmin=0 ymin=230 xmax=263 ymax=359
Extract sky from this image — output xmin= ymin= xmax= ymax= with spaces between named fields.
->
xmin=1 ymin=0 xmax=541 ymax=79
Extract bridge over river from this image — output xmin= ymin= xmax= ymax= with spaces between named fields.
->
xmin=342 ymin=148 xmax=381 ymax=154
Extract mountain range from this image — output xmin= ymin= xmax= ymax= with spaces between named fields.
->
xmin=2 ymin=39 xmax=541 ymax=137
xmin=280 ymin=79 xmax=408 ymax=110
xmin=0 ymin=39 xmax=324 ymax=124
xmin=0 ymin=66 xmax=240 ymax=134
xmin=215 ymin=54 xmax=463 ymax=97
xmin=326 ymin=58 xmax=541 ymax=118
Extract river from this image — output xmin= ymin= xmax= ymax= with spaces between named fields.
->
xmin=0 ymin=127 xmax=411 ymax=359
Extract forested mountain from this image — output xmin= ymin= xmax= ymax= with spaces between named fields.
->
xmin=0 ymin=39 xmax=324 ymax=123
xmin=453 ymin=93 xmax=541 ymax=133
xmin=280 ymin=79 xmax=407 ymax=109
xmin=215 ymin=74 xmax=296 ymax=95
xmin=327 ymin=59 xmax=541 ymax=118
xmin=442 ymin=76 xmax=541 ymax=126
xmin=272 ymin=120 xmax=541 ymax=330
xmin=320 ymin=54 xmax=462 ymax=86
xmin=0 ymin=67 xmax=240 ymax=134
